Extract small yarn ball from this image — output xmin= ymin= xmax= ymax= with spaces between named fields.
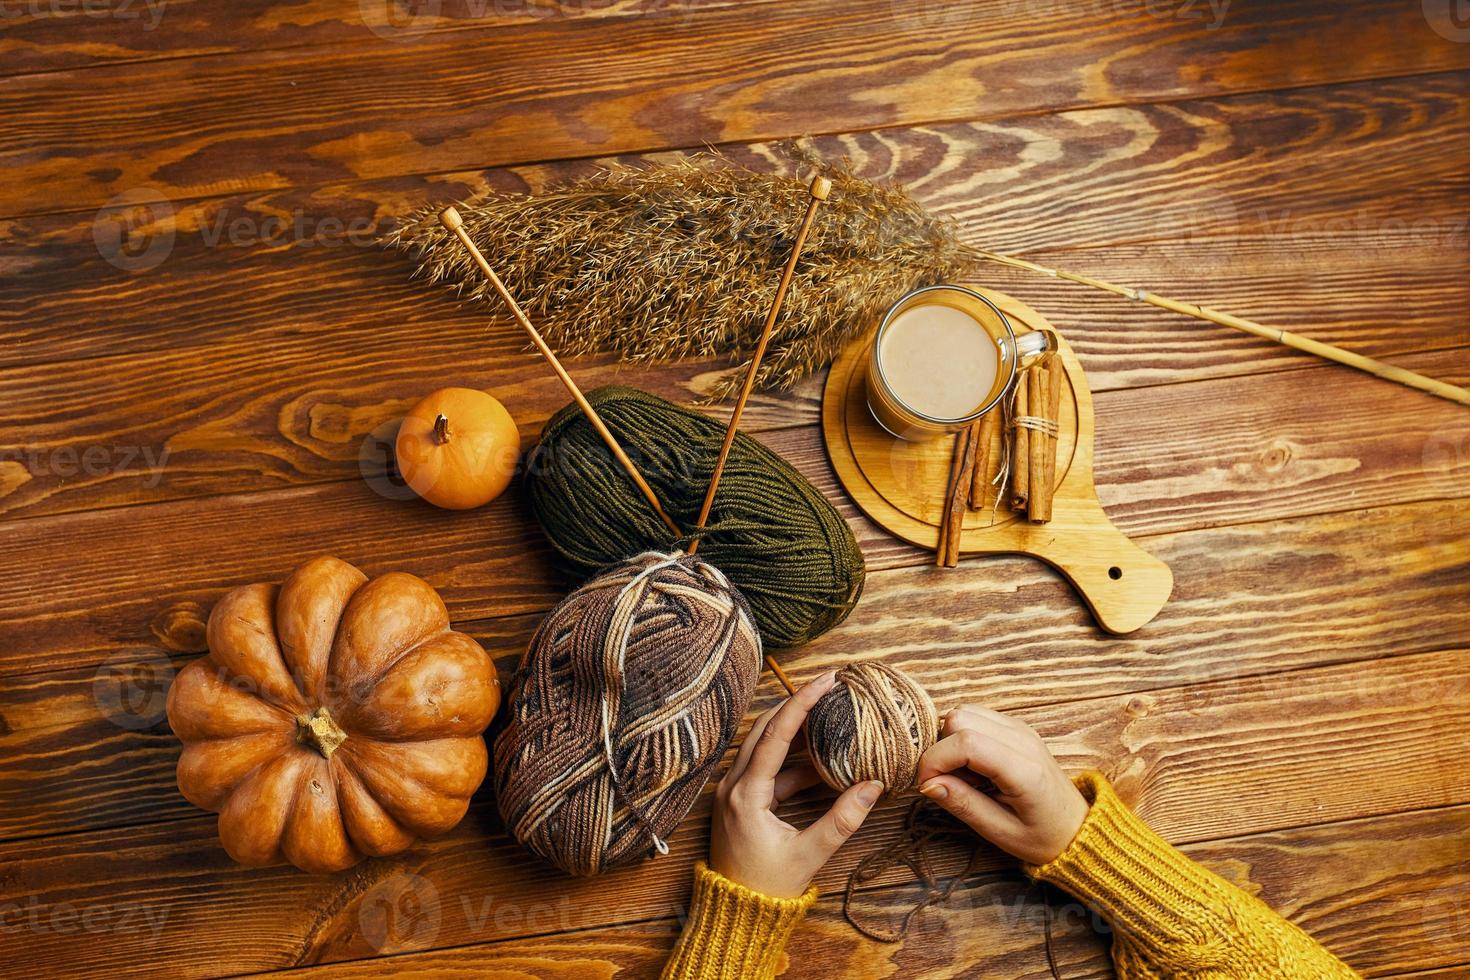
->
xmin=806 ymin=661 xmax=939 ymax=795
xmin=493 ymin=551 xmax=762 ymax=876
xmin=526 ymin=385 xmax=865 ymax=649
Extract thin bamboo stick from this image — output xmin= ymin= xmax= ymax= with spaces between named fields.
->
xmin=440 ymin=207 xmax=680 ymax=536
xmin=970 ymin=248 xmax=1470 ymax=407
xmin=687 ymin=175 xmax=831 ymax=556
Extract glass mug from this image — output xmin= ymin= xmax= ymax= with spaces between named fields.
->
xmin=866 ymin=284 xmax=1054 ymax=441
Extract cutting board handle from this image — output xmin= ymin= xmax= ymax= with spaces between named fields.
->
xmin=1027 ymin=513 xmax=1173 ymax=634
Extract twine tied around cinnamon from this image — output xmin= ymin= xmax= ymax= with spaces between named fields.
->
xmin=1012 ymin=415 xmax=1060 ymax=437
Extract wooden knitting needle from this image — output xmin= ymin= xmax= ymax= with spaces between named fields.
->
xmin=766 ymin=658 xmax=797 ymax=697
xmin=687 ymin=174 xmax=831 ymax=556
xmin=440 ymin=206 xmax=680 ymax=536
xmin=443 ymin=203 xmax=804 ymax=696
xmin=972 ymin=248 xmax=1470 ymax=407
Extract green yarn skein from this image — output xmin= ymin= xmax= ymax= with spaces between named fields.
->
xmin=526 ymin=386 xmax=865 ymax=648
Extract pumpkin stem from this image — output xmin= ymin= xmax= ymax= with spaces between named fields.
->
xmin=297 ymin=706 xmax=348 ymax=759
xmin=433 ymin=413 xmax=451 ymax=444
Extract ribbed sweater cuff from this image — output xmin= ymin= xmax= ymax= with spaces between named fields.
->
xmin=662 ymin=863 xmax=816 ymax=980
xmin=1024 ymin=771 xmax=1243 ymax=957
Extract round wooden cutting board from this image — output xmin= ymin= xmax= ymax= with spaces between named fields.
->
xmin=823 ymin=288 xmax=1172 ymax=634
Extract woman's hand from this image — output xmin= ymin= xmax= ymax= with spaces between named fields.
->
xmin=916 ymin=706 xmax=1089 ymax=865
xmin=709 ymin=672 xmax=884 ymax=898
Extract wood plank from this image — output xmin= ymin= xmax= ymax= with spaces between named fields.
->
xmin=0 ymin=0 xmax=756 ymax=77
xmin=0 ymin=329 xmax=1464 ymax=555
xmin=0 ymin=262 xmax=1465 ymax=520
xmin=1 ymin=345 xmax=1467 ymax=676
xmin=4 ymin=497 xmax=1464 ymax=842
xmin=239 ymin=803 xmax=1470 ymax=980
xmin=1088 ymin=347 xmax=1470 ymax=535
xmin=0 ymin=647 xmax=1465 ymax=978
xmin=2 ymin=1 xmax=1467 ymax=219
xmin=3 ymin=74 xmax=1465 ymax=394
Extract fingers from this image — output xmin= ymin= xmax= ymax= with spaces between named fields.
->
xmin=772 ymin=762 xmax=822 ymax=803
xmin=916 ymin=728 xmax=1037 ymax=797
xmin=796 ymin=779 xmax=882 ymax=866
xmin=723 ymin=704 xmax=779 ymax=787
xmin=918 ymin=774 xmax=1027 ymax=846
xmin=944 ymin=705 xmax=1032 ymax=734
xmin=739 ymin=672 xmax=836 ymax=799
xmin=942 ymin=706 xmax=1035 ymax=755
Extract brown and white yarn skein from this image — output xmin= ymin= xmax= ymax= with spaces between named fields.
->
xmin=494 ymin=551 xmax=762 ymax=875
xmin=805 ymin=661 xmax=939 ymax=795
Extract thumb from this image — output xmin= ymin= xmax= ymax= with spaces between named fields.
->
xmin=799 ymin=780 xmax=882 ymax=862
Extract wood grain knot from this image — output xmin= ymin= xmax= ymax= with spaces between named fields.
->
xmin=149 ymin=601 xmax=208 ymax=652
xmin=1259 ymin=440 xmax=1294 ymax=473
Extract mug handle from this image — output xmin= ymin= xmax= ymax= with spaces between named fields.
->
xmin=1013 ymin=328 xmax=1056 ymax=366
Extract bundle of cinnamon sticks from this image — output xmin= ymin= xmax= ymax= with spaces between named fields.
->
xmin=936 ymin=354 xmax=1064 ymax=566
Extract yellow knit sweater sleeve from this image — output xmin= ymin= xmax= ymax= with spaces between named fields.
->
xmin=661 ymin=862 xmax=817 ymax=980
xmin=1026 ymin=772 xmax=1361 ymax=979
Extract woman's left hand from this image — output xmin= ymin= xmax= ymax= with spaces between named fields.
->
xmin=709 ymin=672 xmax=883 ymax=898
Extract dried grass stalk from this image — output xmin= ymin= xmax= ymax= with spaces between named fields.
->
xmin=389 ymin=154 xmax=971 ymax=397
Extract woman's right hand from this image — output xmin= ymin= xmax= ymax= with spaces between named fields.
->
xmin=915 ymin=706 xmax=1089 ymax=865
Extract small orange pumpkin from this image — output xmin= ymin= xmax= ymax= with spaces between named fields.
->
xmin=165 ymin=556 xmax=500 ymax=873
xmin=395 ymin=387 xmax=520 ymax=509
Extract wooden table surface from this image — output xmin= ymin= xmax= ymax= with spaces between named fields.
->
xmin=2 ymin=1 xmax=1468 ymax=977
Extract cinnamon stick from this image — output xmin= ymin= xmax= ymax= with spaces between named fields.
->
xmin=1027 ymin=363 xmax=1049 ymax=523
xmin=1043 ymin=356 xmax=1063 ymax=515
xmin=937 ymin=424 xmax=976 ymax=566
xmin=1027 ymin=367 xmax=1047 ymax=522
xmin=968 ymin=412 xmax=1000 ymax=510
xmin=1011 ymin=371 xmax=1029 ymax=511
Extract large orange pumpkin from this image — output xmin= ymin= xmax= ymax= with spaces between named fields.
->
xmin=165 ymin=556 xmax=500 ymax=873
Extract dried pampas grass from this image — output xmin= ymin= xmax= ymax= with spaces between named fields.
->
xmin=389 ymin=154 xmax=971 ymax=396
